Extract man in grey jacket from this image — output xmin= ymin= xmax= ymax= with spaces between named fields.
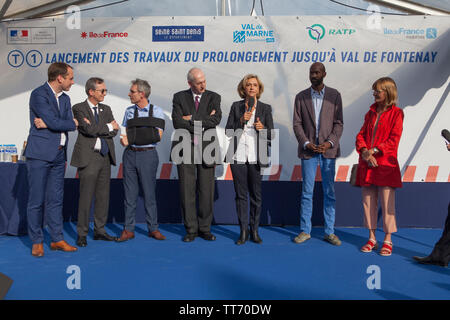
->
xmin=292 ymin=62 xmax=344 ymax=246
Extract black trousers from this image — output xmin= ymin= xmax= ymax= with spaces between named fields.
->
xmin=429 ymin=202 xmax=450 ymax=264
xmin=230 ymin=163 xmax=262 ymax=230
xmin=177 ymin=163 xmax=215 ymax=235
xmin=76 ymin=152 xmax=111 ymax=237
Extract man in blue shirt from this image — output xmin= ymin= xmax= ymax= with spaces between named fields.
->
xmin=117 ymin=79 xmax=166 ymax=242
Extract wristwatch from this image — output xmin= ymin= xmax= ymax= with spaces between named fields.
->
xmin=373 ymin=147 xmax=379 ymax=154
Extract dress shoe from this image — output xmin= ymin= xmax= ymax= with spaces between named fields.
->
xmin=199 ymin=232 xmax=216 ymax=241
xmin=31 ymin=243 xmax=44 ymax=257
xmin=94 ymin=232 xmax=117 ymax=241
xmin=149 ymin=230 xmax=166 ymax=240
xmin=413 ymin=255 xmax=448 ymax=267
xmin=183 ymin=233 xmax=197 ymax=242
xmin=76 ymin=236 xmax=87 ymax=247
xmin=235 ymin=228 xmax=249 ymax=245
xmin=250 ymin=229 xmax=262 ymax=244
xmin=116 ymin=229 xmax=135 ymax=242
xmin=50 ymin=240 xmax=78 ymax=252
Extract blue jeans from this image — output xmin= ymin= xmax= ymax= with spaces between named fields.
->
xmin=300 ymin=155 xmax=336 ymax=236
xmin=123 ymin=148 xmax=159 ymax=232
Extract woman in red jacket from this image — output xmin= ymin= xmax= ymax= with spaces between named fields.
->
xmin=355 ymin=77 xmax=404 ymax=256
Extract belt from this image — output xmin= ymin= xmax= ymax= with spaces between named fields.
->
xmin=129 ymin=146 xmax=155 ymax=151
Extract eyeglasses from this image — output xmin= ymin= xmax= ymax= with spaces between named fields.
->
xmin=95 ymin=89 xmax=108 ymax=94
xmin=373 ymin=90 xmax=384 ymax=94
xmin=129 ymin=89 xmax=139 ymax=94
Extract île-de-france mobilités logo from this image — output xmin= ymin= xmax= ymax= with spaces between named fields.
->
xmin=233 ymin=23 xmax=275 ymax=43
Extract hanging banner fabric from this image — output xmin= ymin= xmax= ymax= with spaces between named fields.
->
xmin=1 ymin=16 xmax=449 ymax=181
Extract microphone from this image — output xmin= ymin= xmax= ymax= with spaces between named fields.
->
xmin=442 ymin=129 xmax=450 ymax=143
xmin=245 ymin=97 xmax=255 ymax=124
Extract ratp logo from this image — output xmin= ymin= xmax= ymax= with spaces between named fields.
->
xmin=233 ymin=31 xmax=245 ymax=43
xmin=307 ymin=24 xmax=325 ymax=43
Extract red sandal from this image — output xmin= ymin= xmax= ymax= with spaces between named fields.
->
xmin=380 ymin=241 xmax=393 ymax=256
xmin=360 ymin=239 xmax=378 ymax=252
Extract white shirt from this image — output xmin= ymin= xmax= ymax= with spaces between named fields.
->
xmin=192 ymin=90 xmax=202 ymax=106
xmin=48 ymin=83 xmax=66 ymax=146
xmin=86 ymin=99 xmax=113 ymax=151
xmin=233 ymin=105 xmax=258 ymax=163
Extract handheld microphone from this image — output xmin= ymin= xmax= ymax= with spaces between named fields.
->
xmin=245 ymin=97 xmax=255 ymax=124
xmin=441 ymin=129 xmax=450 ymax=144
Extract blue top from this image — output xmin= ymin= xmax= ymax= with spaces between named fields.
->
xmin=122 ymin=102 xmax=165 ymax=148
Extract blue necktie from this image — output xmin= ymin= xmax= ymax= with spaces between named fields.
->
xmin=93 ymin=107 xmax=109 ymax=156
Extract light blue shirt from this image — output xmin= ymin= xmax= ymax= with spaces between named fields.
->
xmin=122 ymin=102 xmax=165 ymax=148
xmin=311 ymin=86 xmax=325 ymax=140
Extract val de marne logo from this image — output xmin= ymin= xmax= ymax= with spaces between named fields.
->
xmin=233 ymin=30 xmax=245 ymax=43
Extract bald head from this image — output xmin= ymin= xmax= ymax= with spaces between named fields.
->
xmin=187 ymin=67 xmax=206 ymax=94
xmin=309 ymin=62 xmax=326 ymax=90
xmin=310 ymin=62 xmax=326 ymax=73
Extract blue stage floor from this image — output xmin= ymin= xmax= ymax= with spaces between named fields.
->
xmin=0 ymin=223 xmax=448 ymax=300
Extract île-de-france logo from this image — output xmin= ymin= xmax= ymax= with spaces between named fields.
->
xmin=307 ymin=24 xmax=325 ymax=43
xmin=233 ymin=23 xmax=275 ymax=43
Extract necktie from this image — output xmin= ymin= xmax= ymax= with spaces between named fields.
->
xmin=93 ymin=107 xmax=109 ymax=156
xmin=195 ymin=95 xmax=199 ymax=111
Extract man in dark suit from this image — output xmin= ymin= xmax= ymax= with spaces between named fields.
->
xmin=292 ymin=62 xmax=344 ymax=246
xmin=171 ymin=68 xmax=222 ymax=242
xmin=24 ymin=62 xmax=79 ymax=257
xmin=71 ymin=77 xmax=119 ymax=247
xmin=413 ymin=143 xmax=450 ymax=267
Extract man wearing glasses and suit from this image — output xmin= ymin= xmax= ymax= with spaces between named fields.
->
xmin=71 ymin=77 xmax=119 ymax=247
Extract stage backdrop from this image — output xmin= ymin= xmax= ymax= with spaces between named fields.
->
xmin=1 ymin=16 xmax=449 ymax=228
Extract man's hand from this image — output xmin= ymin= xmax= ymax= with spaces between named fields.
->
xmin=316 ymin=141 xmax=332 ymax=154
xmin=120 ymin=135 xmax=129 ymax=147
xmin=254 ymin=117 xmax=264 ymax=131
xmin=110 ymin=120 xmax=119 ymax=131
xmin=34 ymin=118 xmax=47 ymax=129
xmin=306 ymin=143 xmax=319 ymax=153
xmin=447 ymin=144 xmax=450 ymax=151
xmin=210 ymin=109 xmax=216 ymax=116
xmin=182 ymin=115 xmax=192 ymax=121
xmin=83 ymin=118 xmax=90 ymax=125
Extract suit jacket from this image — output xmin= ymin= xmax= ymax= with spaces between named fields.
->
xmin=293 ymin=85 xmax=343 ymax=159
xmin=171 ymin=89 xmax=222 ymax=166
xmin=70 ymin=100 xmax=118 ymax=168
xmin=24 ymin=82 xmax=76 ymax=162
xmin=225 ymin=99 xmax=274 ymax=167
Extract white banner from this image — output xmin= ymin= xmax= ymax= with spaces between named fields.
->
xmin=1 ymin=16 xmax=449 ymax=181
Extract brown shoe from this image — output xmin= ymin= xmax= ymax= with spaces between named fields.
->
xmin=116 ymin=229 xmax=135 ymax=242
xmin=50 ymin=240 xmax=78 ymax=252
xmin=149 ymin=230 xmax=166 ymax=240
xmin=31 ymin=243 xmax=44 ymax=257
